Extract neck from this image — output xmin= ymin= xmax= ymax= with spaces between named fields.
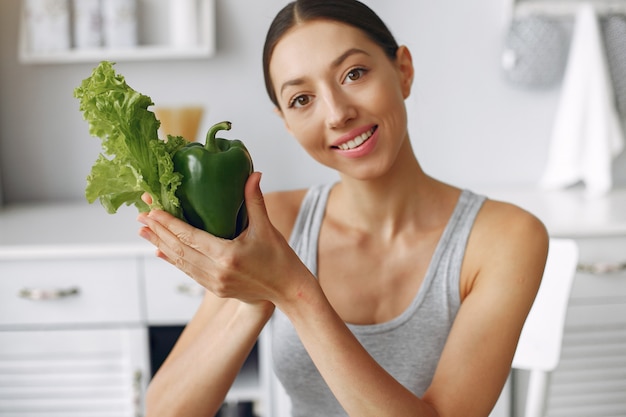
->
xmin=330 ymin=140 xmax=457 ymax=241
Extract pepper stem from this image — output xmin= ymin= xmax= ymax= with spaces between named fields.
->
xmin=205 ymin=121 xmax=232 ymax=152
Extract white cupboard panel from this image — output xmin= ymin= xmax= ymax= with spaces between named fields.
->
xmin=0 ymin=327 xmax=149 ymax=417
xmin=571 ymin=237 xmax=626 ymax=300
xmin=546 ymin=322 xmax=626 ymax=417
xmin=143 ymin=258 xmax=204 ymax=325
xmin=0 ymin=258 xmax=142 ymax=326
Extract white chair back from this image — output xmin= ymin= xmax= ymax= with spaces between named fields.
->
xmin=512 ymin=238 xmax=579 ymax=417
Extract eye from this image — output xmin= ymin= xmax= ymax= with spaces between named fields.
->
xmin=288 ymin=94 xmax=312 ymax=109
xmin=344 ymin=68 xmax=368 ymax=83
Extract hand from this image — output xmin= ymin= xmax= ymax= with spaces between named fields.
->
xmin=137 ymin=172 xmax=310 ymax=305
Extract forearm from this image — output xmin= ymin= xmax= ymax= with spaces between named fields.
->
xmin=278 ymin=277 xmax=438 ymax=417
xmin=145 ymin=300 xmax=274 ymax=417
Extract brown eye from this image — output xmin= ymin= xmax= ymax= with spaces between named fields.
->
xmin=290 ymin=95 xmax=311 ymax=108
xmin=344 ymin=68 xmax=367 ymax=83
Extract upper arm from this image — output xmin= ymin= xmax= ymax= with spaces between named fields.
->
xmin=423 ymin=201 xmax=549 ymax=417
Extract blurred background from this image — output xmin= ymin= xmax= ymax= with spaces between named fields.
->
xmin=2 ymin=2 xmax=626 ymax=416
xmin=3 ymin=0 xmax=624 ymax=205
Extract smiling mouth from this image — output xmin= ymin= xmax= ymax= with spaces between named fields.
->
xmin=333 ymin=126 xmax=377 ymax=150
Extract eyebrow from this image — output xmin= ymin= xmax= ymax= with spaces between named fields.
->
xmin=278 ymin=48 xmax=371 ymax=97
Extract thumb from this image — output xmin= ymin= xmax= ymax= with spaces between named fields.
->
xmin=243 ymin=171 xmax=270 ymax=229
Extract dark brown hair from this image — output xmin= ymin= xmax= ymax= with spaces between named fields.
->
xmin=263 ymin=0 xmax=400 ymax=107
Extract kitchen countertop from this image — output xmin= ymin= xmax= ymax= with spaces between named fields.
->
xmin=478 ymin=186 xmax=626 ymax=237
xmin=0 ymin=202 xmax=152 ymax=260
xmin=1 ymin=186 xmax=626 ymax=260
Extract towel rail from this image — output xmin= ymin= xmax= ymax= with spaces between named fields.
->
xmin=514 ymin=0 xmax=626 ymax=17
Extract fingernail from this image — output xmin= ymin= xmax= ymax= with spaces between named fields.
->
xmin=138 ymin=226 xmax=150 ymax=240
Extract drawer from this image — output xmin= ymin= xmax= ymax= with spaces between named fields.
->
xmin=0 ymin=327 xmax=149 ymax=416
xmin=143 ymin=258 xmax=205 ymax=325
xmin=0 ymin=258 xmax=142 ymax=327
xmin=570 ymin=236 xmax=626 ymax=300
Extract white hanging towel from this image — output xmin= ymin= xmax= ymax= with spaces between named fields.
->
xmin=539 ymin=3 xmax=624 ymax=198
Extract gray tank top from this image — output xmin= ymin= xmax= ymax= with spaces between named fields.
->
xmin=271 ymin=184 xmax=486 ymax=417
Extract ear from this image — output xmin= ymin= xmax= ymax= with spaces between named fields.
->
xmin=273 ymin=106 xmax=294 ymax=136
xmin=395 ymin=45 xmax=414 ymax=99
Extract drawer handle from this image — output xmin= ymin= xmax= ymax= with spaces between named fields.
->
xmin=577 ymin=262 xmax=626 ymax=275
xmin=176 ymin=283 xmax=205 ymax=297
xmin=18 ymin=286 xmax=80 ymax=301
xmin=133 ymin=369 xmax=143 ymax=417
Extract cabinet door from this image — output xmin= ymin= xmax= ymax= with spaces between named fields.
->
xmin=0 ymin=327 xmax=149 ymax=417
xmin=142 ymin=258 xmax=205 ymax=325
xmin=540 ymin=237 xmax=626 ymax=417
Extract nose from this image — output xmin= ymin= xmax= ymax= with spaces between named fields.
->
xmin=322 ymin=86 xmax=357 ymax=129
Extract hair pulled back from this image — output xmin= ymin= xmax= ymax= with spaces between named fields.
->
xmin=262 ymin=0 xmax=399 ymax=107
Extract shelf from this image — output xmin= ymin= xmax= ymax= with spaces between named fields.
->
xmin=18 ymin=0 xmax=215 ymax=64
xmin=514 ymin=0 xmax=626 ymax=17
xmin=19 ymin=44 xmax=214 ymax=64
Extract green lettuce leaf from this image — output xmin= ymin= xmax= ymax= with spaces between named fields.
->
xmin=74 ymin=61 xmax=187 ymax=218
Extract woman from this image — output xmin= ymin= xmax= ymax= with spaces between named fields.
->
xmin=137 ymin=1 xmax=549 ymax=416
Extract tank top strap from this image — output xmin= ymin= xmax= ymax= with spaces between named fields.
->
xmin=288 ymin=183 xmax=334 ymax=276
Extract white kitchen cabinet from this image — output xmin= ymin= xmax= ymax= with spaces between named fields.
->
xmin=0 ymin=327 xmax=148 ymax=417
xmin=18 ymin=0 xmax=216 ymax=64
xmin=0 ymin=202 xmax=269 ymax=416
xmin=0 ymin=257 xmax=142 ymax=327
xmin=540 ymin=236 xmax=626 ymax=417
xmin=0 ymin=252 xmax=150 ymax=416
xmin=142 ymin=257 xmax=205 ymax=325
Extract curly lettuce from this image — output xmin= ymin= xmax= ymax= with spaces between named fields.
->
xmin=74 ymin=61 xmax=187 ymax=218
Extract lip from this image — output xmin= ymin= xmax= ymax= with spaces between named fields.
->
xmin=331 ymin=125 xmax=379 ymax=159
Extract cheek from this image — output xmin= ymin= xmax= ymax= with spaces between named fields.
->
xmin=284 ymin=116 xmax=322 ymax=153
xmin=369 ymin=78 xmax=409 ymax=141
xmin=283 ymin=102 xmax=324 ymax=136
xmin=372 ymin=75 xmax=406 ymax=112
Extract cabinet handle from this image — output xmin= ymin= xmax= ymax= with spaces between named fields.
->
xmin=133 ymin=369 xmax=143 ymax=417
xmin=176 ymin=283 xmax=205 ymax=297
xmin=18 ymin=286 xmax=80 ymax=300
xmin=577 ymin=262 xmax=626 ymax=275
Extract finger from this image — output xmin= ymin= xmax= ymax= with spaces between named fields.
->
xmin=138 ymin=212 xmax=236 ymax=296
xmin=138 ymin=212 xmax=184 ymax=258
xmin=147 ymin=210 xmax=205 ymax=250
xmin=143 ymin=209 xmax=226 ymax=275
xmin=137 ymin=213 xmax=159 ymax=245
xmin=138 ymin=216 xmax=178 ymax=265
xmin=141 ymin=192 xmax=153 ymax=205
xmin=243 ymin=172 xmax=271 ymax=233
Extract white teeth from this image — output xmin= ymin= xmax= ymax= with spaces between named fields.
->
xmin=338 ymin=128 xmax=375 ymax=150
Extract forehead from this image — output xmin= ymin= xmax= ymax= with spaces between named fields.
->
xmin=269 ymin=20 xmax=378 ymax=80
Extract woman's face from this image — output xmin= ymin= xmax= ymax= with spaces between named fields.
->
xmin=269 ymin=19 xmax=414 ymax=180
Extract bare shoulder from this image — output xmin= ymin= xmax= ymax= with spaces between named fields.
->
xmin=463 ymin=198 xmax=550 ymax=296
xmin=264 ymin=188 xmax=309 ymax=239
xmin=477 ymin=198 xmax=548 ymax=242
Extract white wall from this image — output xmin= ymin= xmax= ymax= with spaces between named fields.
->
xmin=1 ymin=0 xmax=625 ymax=204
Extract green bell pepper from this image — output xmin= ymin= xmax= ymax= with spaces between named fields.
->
xmin=172 ymin=121 xmax=253 ymax=239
